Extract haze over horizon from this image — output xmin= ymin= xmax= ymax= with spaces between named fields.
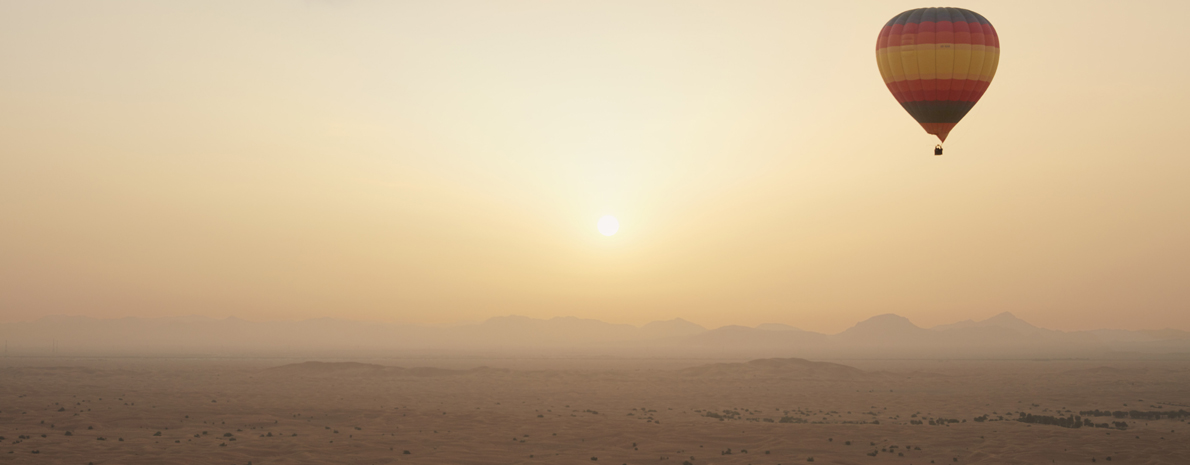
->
xmin=7 ymin=310 xmax=1187 ymax=334
xmin=3 ymin=1 xmax=1189 ymax=334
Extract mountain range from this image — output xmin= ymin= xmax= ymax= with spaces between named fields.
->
xmin=1 ymin=312 xmax=1187 ymax=359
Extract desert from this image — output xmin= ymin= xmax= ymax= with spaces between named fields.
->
xmin=3 ymin=356 xmax=1188 ymax=465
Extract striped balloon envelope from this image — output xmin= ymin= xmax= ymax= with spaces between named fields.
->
xmin=876 ymin=8 xmax=999 ymax=147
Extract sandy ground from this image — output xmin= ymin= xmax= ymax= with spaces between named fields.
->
xmin=1 ymin=357 xmax=1188 ymax=465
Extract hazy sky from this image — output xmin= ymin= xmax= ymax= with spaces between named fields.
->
xmin=2 ymin=1 xmax=1188 ymax=333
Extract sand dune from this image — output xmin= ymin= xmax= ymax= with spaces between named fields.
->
xmin=677 ymin=358 xmax=869 ymax=380
xmin=262 ymin=361 xmax=493 ymax=378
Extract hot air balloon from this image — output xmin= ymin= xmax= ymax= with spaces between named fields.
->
xmin=876 ymin=8 xmax=999 ymax=155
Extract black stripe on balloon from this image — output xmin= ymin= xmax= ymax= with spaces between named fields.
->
xmin=920 ymin=8 xmax=937 ymax=24
xmin=899 ymin=100 xmax=976 ymax=124
xmin=893 ymin=7 xmax=987 ymax=25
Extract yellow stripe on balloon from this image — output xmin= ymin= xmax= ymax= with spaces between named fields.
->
xmin=877 ymin=51 xmax=893 ymax=83
xmin=900 ymin=46 xmax=920 ymax=81
xmin=967 ymin=44 xmax=986 ymax=83
xmin=935 ymin=43 xmax=955 ymax=80
xmin=886 ymin=45 xmax=907 ymax=81
xmin=916 ymin=43 xmax=937 ymax=79
xmin=981 ymin=47 xmax=999 ymax=81
xmin=952 ymin=44 xmax=972 ymax=81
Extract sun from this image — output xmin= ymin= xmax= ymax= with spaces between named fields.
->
xmin=597 ymin=215 xmax=619 ymax=236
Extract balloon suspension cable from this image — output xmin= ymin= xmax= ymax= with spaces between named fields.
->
xmin=934 ymin=144 xmax=943 ymax=156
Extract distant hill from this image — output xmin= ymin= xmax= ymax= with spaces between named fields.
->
xmin=686 ymin=325 xmax=827 ymax=350
xmin=932 ymin=312 xmax=1049 ymax=334
xmin=756 ymin=323 xmax=800 ymax=331
xmin=639 ymin=318 xmax=707 ymax=339
xmin=264 ymin=358 xmax=868 ymax=380
xmin=2 ymin=313 xmax=1188 ymax=359
xmin=458 ymin=315 xmax=639 ymax=346
xmin=835 ymin=314 xmax=932 ymax=343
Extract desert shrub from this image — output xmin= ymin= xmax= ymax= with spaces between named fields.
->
xmin=1081 ymin=409 xmax=1189 ymax=421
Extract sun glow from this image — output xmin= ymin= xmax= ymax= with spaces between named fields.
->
xmin=597 ymin=215 xmax=619 ymax=236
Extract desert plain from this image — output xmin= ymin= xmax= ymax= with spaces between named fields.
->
xmin=1 ymin=357 xmax=1188 ymax=465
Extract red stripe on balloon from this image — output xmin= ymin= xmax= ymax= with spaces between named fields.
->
xmin=916 ymin=21 xmax=936 ymax=45
xmin=953 ymin=20 xmax=971 ymax=45
xmin=921 ymin=79 xmax=938 ymax=101
xmin=935 ymin=20 xmax=954 ymax=44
